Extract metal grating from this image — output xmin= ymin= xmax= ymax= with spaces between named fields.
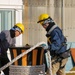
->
xmin=9 ymin=64 xmax=45 ymax=75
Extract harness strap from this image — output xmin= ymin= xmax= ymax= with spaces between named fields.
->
xmin=52 ymin=57 xmax=65 ymax=69
xmin=47 ymin=25 xmax=58 ymax=35
xmin=52 ymin=57 xmax=62 ymax=65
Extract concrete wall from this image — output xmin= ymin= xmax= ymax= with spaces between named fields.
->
xmin=22 ymin=0 xmax=75 ymax=45
xmin=22 ymin=0 xmax=62 ymax=45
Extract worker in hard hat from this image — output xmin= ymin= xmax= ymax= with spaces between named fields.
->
xmin=0 ymin=23 xmax=24 ymax=75
xmin=37 ymin=14 xmax=69 ymax=75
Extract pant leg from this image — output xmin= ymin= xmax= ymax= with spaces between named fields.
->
xmin=51 ymin=56 xmax=60 ymax=75
xmin=46 ymin=56 xmax=68 ymax=75
xmin=1 ymin=56 xmax=9 ymax=75
xmin=52 ymin=60 xmax=60 ymax=75
xmin=57 ymin=58 xmax=68 ymax=75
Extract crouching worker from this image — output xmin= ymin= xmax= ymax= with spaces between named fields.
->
xmin=37 ymin=13 xmax=69 ymax=75
xmin=0 ymin=23 xmax=24 ymax=75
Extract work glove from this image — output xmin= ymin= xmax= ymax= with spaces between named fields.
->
xmin=40 ymin=43 xmax=49 ymax=50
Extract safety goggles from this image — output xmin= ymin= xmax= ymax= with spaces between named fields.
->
xmin=11 ymin=26 xmax=22 ymax=33
xmin=42 ymin=18 xmax=54 ymax=26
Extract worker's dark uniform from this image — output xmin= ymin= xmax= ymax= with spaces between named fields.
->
xmin=0 ymin=30 xmax=15 ymax=75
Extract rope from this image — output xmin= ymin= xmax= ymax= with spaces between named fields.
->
xmin=45 ymin=50 xmax=53 ymax=75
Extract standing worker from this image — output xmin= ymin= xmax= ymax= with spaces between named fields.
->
xmin=0 ymin=23 xmax=24 ymax=75
xmin=37 ymin=13 xmax=69 ymax=75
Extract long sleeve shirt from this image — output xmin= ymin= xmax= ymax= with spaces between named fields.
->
xmin=0 ymin=30 xmax=15 ymax=57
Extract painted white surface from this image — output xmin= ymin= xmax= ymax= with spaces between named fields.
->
xmin=0 ymin=0 xmax=22 ymax=5
xmin=15 ymin=10 xmax=23 ymax=46
xmin=0 ymin=0 xmax=23 ymax=9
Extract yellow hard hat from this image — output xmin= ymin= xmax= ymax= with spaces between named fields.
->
xmin=37 ymin=13 xmax=50 ymax=25
xmin=15 ymin=23 xmax=24 ymax=33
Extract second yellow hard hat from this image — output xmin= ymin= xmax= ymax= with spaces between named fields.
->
xmin=37 ymin=13 xmax=50 ymax=25
xmin=15 ymin=23 xmax=24 ymax=33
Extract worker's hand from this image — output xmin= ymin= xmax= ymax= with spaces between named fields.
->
xmin=40 ymin=43 xmax=49 ymax=50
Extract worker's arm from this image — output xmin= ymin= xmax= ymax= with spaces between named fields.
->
xmin=0 ymin=31 xmax=6 ymax=42
xmin=48 ymin=30 xmax=62 ymax=51
xmin=10 ymin=38 xmax=16 ymax=47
